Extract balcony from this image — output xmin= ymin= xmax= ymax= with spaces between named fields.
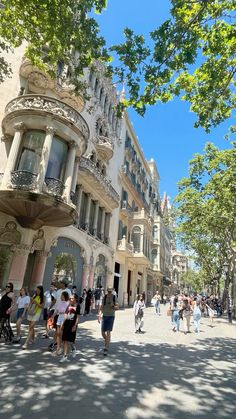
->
xmin=94 ymin=135 xmax=114 ymax=161
xmin=0 ymin=171 xmax=77 ymax=229
xmin=2 ymin=94 xmax=89 ymax=148
xmin=122 ymin=166 xmax=149 ymax=210
xmin=117 ymin=236 xmax=134 ymax=256
xmin=79 ymin=157 xmax=120 ymax=209
xmin=120 ymin=200 xmax=133 ymax=218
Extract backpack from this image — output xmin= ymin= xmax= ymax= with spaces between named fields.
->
xmin=104 ymin=294 xmax=116 ymax=305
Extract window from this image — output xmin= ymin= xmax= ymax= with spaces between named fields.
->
xmin=131 ymin=226 xmax=141 ymax=252
xmin=46 ymin=136 xmax=68 ymax=180
xmin=17 ymin=130 xmax=45 ymax=173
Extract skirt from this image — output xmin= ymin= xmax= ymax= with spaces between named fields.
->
xmin=62 ymin=320 xmax=76 ymax=343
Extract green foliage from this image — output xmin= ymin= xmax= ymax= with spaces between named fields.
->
xmin=54 ymin=253 xmax=77 ymax=282
xmin=111 ymin=0 xmax=236 ymax=131
xmin=180 ymin=269 xmax=205 ymax=293
xmin=174 ymin=142 xmax=236 ymax=284
xmin=0 ymin=0 xmax=109 ymax=87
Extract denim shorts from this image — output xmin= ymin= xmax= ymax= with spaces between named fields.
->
xmin=101 ymin=316 xmax=115 ymax=332
xmin=16 ymin=308 xmax=24 ymax=320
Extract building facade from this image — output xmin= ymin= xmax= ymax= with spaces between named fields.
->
xmin=0 ymin=47 xmax=175 ymax=306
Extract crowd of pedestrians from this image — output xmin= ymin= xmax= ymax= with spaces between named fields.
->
xmin=0 ymin=280 xmax=119 ymax=360
xmin=0 ymin=280 xmax=230 ymax=360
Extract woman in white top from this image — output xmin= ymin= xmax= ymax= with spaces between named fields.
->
xmin=13 ymin=287 xmax=30 ymax=342
xmin=133 ymin=294 xmax=146 ymax=334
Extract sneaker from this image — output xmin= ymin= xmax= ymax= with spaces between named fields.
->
xmin=48 ymin=342 xmax=57 ymax=352
xmin=59 ymin=355 xmax=69 ymax=363
xmin=42 ymin=334 xmax=49 ymax=339
xmin=103 ymin=348 xmax=108 ymax=356
xmin=71 ymin=349 xmax=76 ymax=359
xmin=12 ymin=336 xmax=21 ymax=343
xmin=22 ymin=343 xmax=28 ymax=349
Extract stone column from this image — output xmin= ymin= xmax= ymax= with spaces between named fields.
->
xmin=76 ymin=185 xmax=83 ymax=223
xmin=140 ymin=232 xmax=144 ymax=253
xmin=63 ymin=141 xmax=77 ymax=203
xmin=30 ymin=251 xmax=48 ymax=291
xmin=106 ymin=267 xmax=114 ymax=290
xmin=71 ymin=156 xmax=80 ymax=194
xmin=36 ymin=126 xmax=55 ymax=191
xmin=85 ymin=193 xmax=92 ymax=231
xmin=82 ymin=264 xmax=90 ymax=290
xmin=88 ymin=265 xmax=95 ymax=289
xmin=100 ymin=207 xmax=106 ymax=240
xmin=8 ymin=245 xmax=30 ymax=291
xmin=1 ymin=123 xmax=25 ymax=188
xmin=93 ymin=201 xmax=99 ymax=236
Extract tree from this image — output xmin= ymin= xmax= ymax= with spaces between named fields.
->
xmin=1 ymin=1 xmax=235 ymax=131
xmin=0 ymin=0 xmax=109 ymax=87
xmin=54 ymin=253 xmax=77 ymax=283
xmin=179 ymin=269 xmax=205 ymax=293
xmin=111 ymin=0 xmax=236 ymax=131
xmin=174 ymin=142 xmax=236 ymax=300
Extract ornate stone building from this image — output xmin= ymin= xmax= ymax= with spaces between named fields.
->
xmin=0 ymin=48 xmax=123 ymax=297
xmin=0 ymin=47 xmax=174 ymax=306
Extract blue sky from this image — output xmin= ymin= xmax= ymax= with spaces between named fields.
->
xmin=96 ymin=0 xmax=231 ymax=201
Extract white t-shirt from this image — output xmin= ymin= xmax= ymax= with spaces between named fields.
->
xmin=17 ymin=295 xmax=30 ymax=309
xmin=54 ymin=288 xmax=71 ymax=310
xmin=44 ymin=290 xmax=57 ymax=309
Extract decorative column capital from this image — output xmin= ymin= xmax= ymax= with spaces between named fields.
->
xmin=45 ymin=126 xmax=55 ymax=135
xmin=14 ymin=122 xmax=26 ymax=133
xmin=1 ymin=134 xmax=11 ymax=143
xmin=69 ymin=140 xmax=77 ymax=149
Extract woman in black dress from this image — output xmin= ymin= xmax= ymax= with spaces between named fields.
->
xmin=0 ymin=282 xmax=14 ymax=341
xmin=60 ymin=294 xmax=80 ymax=362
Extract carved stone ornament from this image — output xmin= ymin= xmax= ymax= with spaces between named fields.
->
xmin=28 ymin=71 xmax=49 ymax=89
xmin=11 ymin=243 xmax=32 ymax=255
xmin=5 ymin=95 xmax=89 ymax=140
xmin=0 ymin=221 xmax=21 ymax=245
xmin=32 ymin=229 xmax=46 ymax=251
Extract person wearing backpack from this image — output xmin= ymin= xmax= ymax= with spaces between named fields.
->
xmin=97 ymin=286 xmax=118 ymax=356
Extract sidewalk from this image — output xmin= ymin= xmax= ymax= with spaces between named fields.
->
xmin=0 ymin=306 xmax=235 ymax=419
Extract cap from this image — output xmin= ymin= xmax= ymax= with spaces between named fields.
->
xmin=107 ymin=287 xmax=113 ymax=292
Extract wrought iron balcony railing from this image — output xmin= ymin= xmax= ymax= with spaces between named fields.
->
xmin=10 ymin=170 xmax=37 ymax=190
xmin=45 ymin=177 xmax=65 ymax=197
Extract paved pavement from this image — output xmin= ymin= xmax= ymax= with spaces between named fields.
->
xmin=0 ymin=305 xmax=236 ymax=419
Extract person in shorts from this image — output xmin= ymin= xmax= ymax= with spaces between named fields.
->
xmin=13 ymin=287 xmax=30 ymax=343
xmin=98 ymin=287 xmax=118 ymax=356
xmin=60 ymin=294 xmax=80 ymax=363
xmin=43 ymin=283 xmax=57 ymax=338
xmin=94 ymin=286 xmax=104 ymax=313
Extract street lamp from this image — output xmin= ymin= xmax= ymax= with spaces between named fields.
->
xmin=223 ymin=263 xmax=232 ymax=324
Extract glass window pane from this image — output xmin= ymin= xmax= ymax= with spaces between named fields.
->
xmin=46 ymin=136 xmax=68 ymax=180
xmin=17 ymin=130 xmax=45 ymax=173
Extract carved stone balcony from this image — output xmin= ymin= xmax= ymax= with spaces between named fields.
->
xmin=0 ymin=171 xmax=77 ymax=229
xmin=2 ymin=94 xmax=89 ymax=149
xmin=94 ymin=135 xmax=114 ymax=161
xmin=79 ymin=157 xmax=120 ymax=209
xmin=117 ymin=236 xmax=134 ymax=256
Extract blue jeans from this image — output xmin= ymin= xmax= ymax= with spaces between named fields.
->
xmin=193 ymin=317 xmax=201 ymax=333
xmin=155 ymin=302 xmax=160 ymax=315
xmin=172 ymin=310 xmax=180 ymax=331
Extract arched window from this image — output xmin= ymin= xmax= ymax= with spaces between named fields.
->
xmin=90 ymin=151 xmax=96 ymax=163
xmin=94 ymin=78 xmax=100 ymax=96
xmin=104 ymin=96 xmax=109 ymax=114
xmin=101 ymin=165 xmax=106 ymax=176
xmin=131 ymin=226 xmax=141 ymax=253
xmin=99 ymin=87 xmax=104 ymax=104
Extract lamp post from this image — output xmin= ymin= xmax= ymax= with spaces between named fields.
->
xmin=223 ymin=263 xmax=232 ymax=324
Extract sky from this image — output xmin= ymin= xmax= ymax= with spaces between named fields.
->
xmin=95 ymin=0 xmax=232 ymax=201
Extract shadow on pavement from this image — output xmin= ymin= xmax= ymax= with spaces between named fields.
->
xmin=0 ymin=326 xmax=236 ymax=419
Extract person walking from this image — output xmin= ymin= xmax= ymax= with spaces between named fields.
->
xmin=60 ymin=294 xmax=80 ymax=362
xmin=182 ymin=298 xmax=192 ymax=334
xmin=42 ymin=283 xmax=57 ymax=338
xmin=52 ymin=291 xmax=69 ymax=356
xmin=22 ymin=285 xmax=44 ymax=349
xmin=172 ymin=297 xmax=180 ymax=332
xmin=98 ymin=286 xmax=119 ymax=356
xmin=153 ymin=291 xmax=161 ymax=315
xmin=193 ymin=300 xmax=202 ymax=333
xmin=13 ymin=287 xmax=30 ymax=343
xmin=206 ymin=302 xmax=215 ymax=327
xmin=0 ymin=282 xmax=15 ymax=342
xmin=133 ymin=294 xmax=146 ymax=333
xmin=94 ymin=286 xmax=104 ymax=314
xmin=85 ymin=288 xmax=93 ymax=315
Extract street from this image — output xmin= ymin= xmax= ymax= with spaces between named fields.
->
xmin=0 ymin=305 xmax=236 ymax=419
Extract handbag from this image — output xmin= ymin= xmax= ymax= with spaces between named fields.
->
xmin=167 ymin=308 xmax=172 ymax=316
xmin=28 ymin=303 xmax=36 ymax=316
